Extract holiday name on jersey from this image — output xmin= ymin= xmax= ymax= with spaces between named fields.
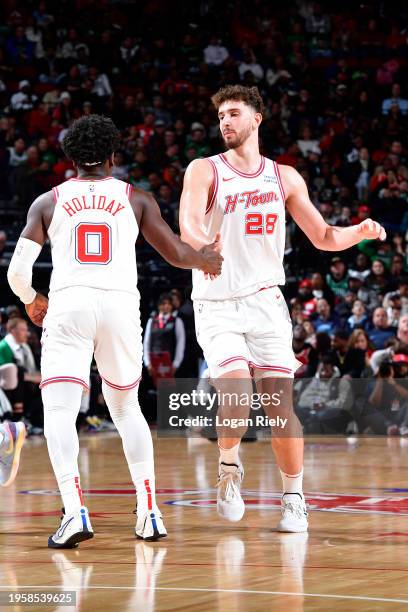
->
xmin=224 ymin=189 xmax=279 ymax=214
xmin=62 ymin=195 xmax=125 ymax=217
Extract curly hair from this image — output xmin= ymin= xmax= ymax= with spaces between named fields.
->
xmin=61 ymin=115 xmax=120 ymax=166
xmin=211 ymin=85 xmax=265 ymax=115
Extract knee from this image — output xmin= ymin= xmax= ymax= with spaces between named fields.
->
xmin=102 ymin=383 xmax=141 ymax=420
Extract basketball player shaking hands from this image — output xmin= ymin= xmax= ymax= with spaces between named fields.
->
xmin=7 ymin=115 xmax=222 ymax=548
xmin=180 ymin=85 xmax=385 ymax=531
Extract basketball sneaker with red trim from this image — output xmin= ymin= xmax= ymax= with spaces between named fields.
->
xmin=135 ymin=508 xmax=167 ymax=541
xmin=48 ymin=507 xmax=94 ymax=548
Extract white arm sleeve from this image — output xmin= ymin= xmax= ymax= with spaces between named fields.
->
xmin=7 ymin=237 xmax=42 ymax=304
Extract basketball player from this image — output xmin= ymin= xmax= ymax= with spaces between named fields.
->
xmin=180 ymin=85 xmax=386 ymax=531
xmin=7 ymin=115 xmax=223 ymax=548
xmin=0 ymin=421 xmax=26 ymax=486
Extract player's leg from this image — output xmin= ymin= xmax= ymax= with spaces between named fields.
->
xmin=215 ymin=367 xmax=252 ymax=521
xmin=255 ymin=374 xmax=307 ymax=531
xmin=40 ymin=288 xmax=95 ymax=548
xmin=94 ymin=291 xmax=166 ymax=540
xmin=248 ymin=288 xmax=307 ymax=532
xmin=0 ymin=420 xmax=26 ymax=487
xmin=193 ymin=299 xmax=252 ymax=521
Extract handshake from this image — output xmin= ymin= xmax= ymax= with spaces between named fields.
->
xmin=198 ymin=232 xmax=223 ymax=278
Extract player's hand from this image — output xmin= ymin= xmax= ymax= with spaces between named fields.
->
xmin=200 ymin=233 xmax=223 ymax=276
xmin=25 ymin=292 xmax=48 ymax=327
xmin=357 ymin=219 xmax=386 ymax=242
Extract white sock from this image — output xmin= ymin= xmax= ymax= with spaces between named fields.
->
xmin=280 ymin=468 xmax=303 ymax=495
xmin=42 ymin=383 xmax=84 ymax=516
xmin=129 ymin=460 xmax=157 ymax=515
xmin=218 ymin=442 xmax=240 ymax=466
xmin=102 ymin=383 xmax=157 ymax=515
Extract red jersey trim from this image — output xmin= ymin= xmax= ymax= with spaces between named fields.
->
xmin=218 ymin=355 xmax=249 ymax=368
xmin=69 ymin=177 xmax=114 ymax=182
xmin=249 ymin=362 xmax=292 ymax=373
xmin=102 ymin=375 xmax=142 ymax=390
xmin=126 ymin=183 xmax=133 ymax=199
xmin=52 ymin=187 xmax=59 ymax=203
xmin=39 ymin=376 xmax=90 ymax=390
xmin=273 ymin=161 xmax=286 ymax=202
xmin=206 ymin=158 xmax=218 ymax=214
xmin=219 ymin=153 xmax=265 ymax=178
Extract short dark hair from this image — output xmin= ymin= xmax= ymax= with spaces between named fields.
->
xmin=211 ymin=85 xmax=265 ymax=115
xmin=333 ymin=329 xmax=349 ymax=341
xmin=320 ymin=353 xmax=336 ymax=366
xmin=158 ymin=293 xmax=172 ymax=306
xmin=62 ymin=115 xmax=120 ymax=166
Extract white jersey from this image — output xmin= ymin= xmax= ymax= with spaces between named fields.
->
xmin=48 ymin=176 xmax=139 ymax=296
xmin=192 ymin=153 xmax=286 ymax=301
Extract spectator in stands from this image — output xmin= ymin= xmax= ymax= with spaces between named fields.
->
xmin=306 ymin=331 xmax=331 ymax=377
xmin=367 ymin=307 xmax=396 ymax=349
xmin=381 ymin=83 xmax=408 ymax=116
xmin=312 ymin=298 xmax=340 ymax=335
xmin=370 ymin=314 xmax=408 ymax=374
xmin=293 ymin=324 xmax=312 ymax=378
xmin=326 ymin=257 xmax=349 ymax=298
xmin=348 ymin=329 xmax=375 ymax=377
xmin=0 ymin=317 xmax=42 ymax=428
xmin=383 ymin=277 xmax=408 ymax=316
xmin=296 ymin=354 xmax=353 ymax=434
xmin=367 ymin=356 xmax=408 ymax=435
xmin=203 ymin=36 xmax=229 ymax=66
xmin=347 ymin=299 xmax=368 ymax=332
xmin=10 ymin=80 xmax=38 ymax=112
xmin=349 ymin=253 xmax=371 ymax=282
xmin=330 ymin=329 xmax=365 ymax=377
xmin=143 ymin=293 xmax=186 ymax=382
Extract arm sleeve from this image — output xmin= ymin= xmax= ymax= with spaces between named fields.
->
xmin=7 ymin=237 xmax=42 ymax=304
xmin=173 ymin=317 xmax=186 ymax=369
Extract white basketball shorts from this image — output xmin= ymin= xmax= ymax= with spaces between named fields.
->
xmin=193 ymin=286 xmax=301 ymax=379
xmin=40 ymin=287 xmax=142 ymax=392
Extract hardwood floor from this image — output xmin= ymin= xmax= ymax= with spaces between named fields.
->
xmin=1 ymin=433 xmax=408 ymax=610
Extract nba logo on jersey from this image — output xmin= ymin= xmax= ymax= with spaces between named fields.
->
xmin=89 ymin=183 xmax=95 ymax=192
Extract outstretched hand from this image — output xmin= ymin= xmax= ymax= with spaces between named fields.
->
xmin=25 ymin=292 xmax=48 ymax=327
xmin=357 ymin=219 xmax=386 ymax=242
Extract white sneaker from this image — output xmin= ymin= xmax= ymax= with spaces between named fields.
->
xmin=135 ymin=509 xmax=167 ymax=541
xmin=48 ymin=507 xmax=94 ymax=548
xmin=216 ymin=462 xmax=245 ymax=522
xmin=277 ymin=493 xmax=308 ymax=533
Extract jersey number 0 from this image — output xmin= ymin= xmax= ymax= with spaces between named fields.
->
xmin=75 ymin=222 xmax=112 ymax=265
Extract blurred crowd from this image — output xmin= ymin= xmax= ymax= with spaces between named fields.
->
xmin=0 ymin=0 xmax=407 ymax=435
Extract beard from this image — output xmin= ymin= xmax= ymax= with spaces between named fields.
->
xmin=222 ymin=124 xmax=253 ymax=149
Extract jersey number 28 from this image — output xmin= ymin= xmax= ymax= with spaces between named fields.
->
xmin=75 ymin=222 xmax=112 ymax=264
xmin=245 ymin=213 xmax=277 ymax=235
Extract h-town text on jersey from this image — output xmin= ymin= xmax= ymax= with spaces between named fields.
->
xmin=224 ymin=190 xmax=279 ymax=214
xmin=61 ymin=195 xmax=126 ymax=217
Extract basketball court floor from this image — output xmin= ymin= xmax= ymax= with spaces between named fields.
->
xmin=1 ymin=433 xmax=408 ymax=611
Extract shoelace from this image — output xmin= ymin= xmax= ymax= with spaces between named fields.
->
xmin=282 ymin=500 xmax=308 ymax=519
xmin=216 ymin=471 xmax=242 ymax=502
